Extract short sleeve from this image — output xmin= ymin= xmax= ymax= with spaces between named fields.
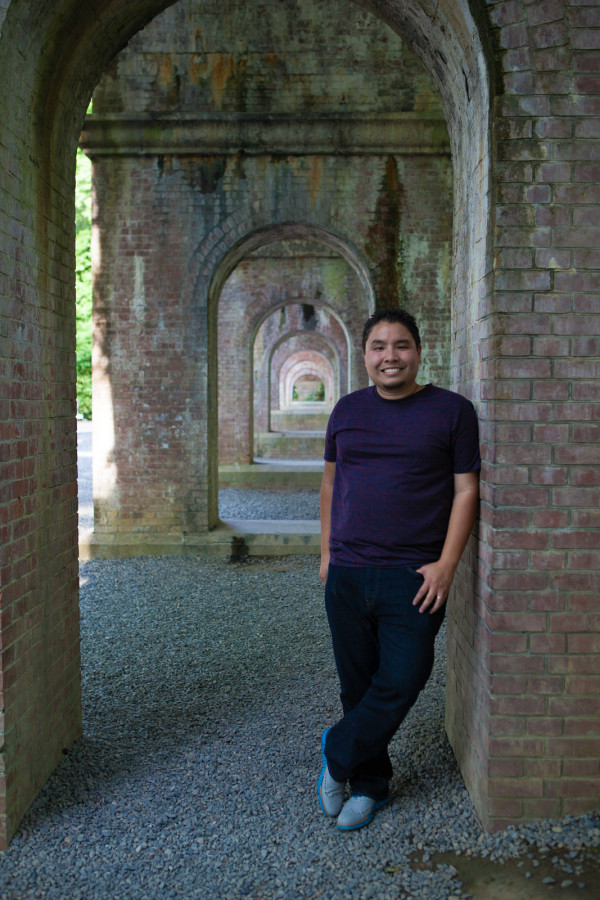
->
xmin=324 ymin=410 xmax=337 ymax=462
xmin=452 ymin=400 xmax=481 ymax=473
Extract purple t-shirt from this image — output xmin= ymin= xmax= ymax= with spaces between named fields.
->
xmin=324 ymin=384 xmax=480 ymax=567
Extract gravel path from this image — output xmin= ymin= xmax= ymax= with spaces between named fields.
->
xmin=9 ymin=425 xmax=592 ymax=897
xmin=76 ymin=425 xmax=320 ymax=528
xmin=0 ymin=555 xmax=598 ymax=899
xmin=219 ymin=488 xmax=319 ymax=520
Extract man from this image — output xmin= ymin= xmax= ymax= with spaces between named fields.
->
xmin=318 ymin=308 xmax=480 ymax=831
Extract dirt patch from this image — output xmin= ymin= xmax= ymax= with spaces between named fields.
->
xmin=406 ymin=846 xmax=600 ymax=899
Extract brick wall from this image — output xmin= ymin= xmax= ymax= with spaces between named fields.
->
xmin=444 ymin=0 xmax=600 ymax=829
xmin=87 ymin=0 xmax=453 ymax=510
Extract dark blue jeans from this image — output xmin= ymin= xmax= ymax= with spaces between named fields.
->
xmin=324 ymin=564 xmax=445 ymax=801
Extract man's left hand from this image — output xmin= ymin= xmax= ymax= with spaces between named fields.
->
xmin=413 ymin=560 xmax=456 ymax=614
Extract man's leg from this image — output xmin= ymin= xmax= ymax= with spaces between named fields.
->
xmin=326 ymin=566 xmax=445 ymax=801
xmin=323 ymin=565 xmax=387 ymax=787
xmin=324 ymin=565 xmax=379 ymax=714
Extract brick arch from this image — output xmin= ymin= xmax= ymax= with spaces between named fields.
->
xmin=251 ymin=312 xmax=347 ymax=444
xmin=9 ymin=0 xmax=597 ymax=849
xmin=0 ymin=0 xmax=491 ymax=845
xmin=272 ymin=336 xmax=340 ymax=407
xmin=280 ymin=351 xmax=335 ymax=408
xmin=211 ymin=227 xmax=374 ymax=479
xmin=202 ymin=220 xmax=377 ymax=318
xmin=268 ymin=330 xmax=343 ymax=408
xmin=253 ymin=301 xmax=353 ymax=386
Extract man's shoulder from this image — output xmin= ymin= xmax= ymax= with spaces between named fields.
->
xmin=331 ymin=386 xmax=373 ymax=412
xmin=425 ymin=385 xmax=476 ymax=410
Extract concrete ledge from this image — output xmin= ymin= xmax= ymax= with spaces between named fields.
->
xmin=80 ymin=112 xmax=450 ymax=157
xmin=79 ymin=520 xmax=320 ymax=560
xmin=219 ymin=463 xmax=322 ymax=489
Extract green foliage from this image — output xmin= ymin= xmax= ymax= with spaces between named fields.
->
xmin=75 ymin=148 xmax=93 ymax=419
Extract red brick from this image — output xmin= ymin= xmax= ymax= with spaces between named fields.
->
xmin=488 ymin=758 xmax=524 ymax=778
xmin=532 ymin=336 xmax=570 ymax=357
xmin=568 ymin=634 xmax=600 ymax=654
xmin=554 ymin=445 xmax=600 ymax=465
xmin=491 ymin=674 xmax=527 ymax=695
xmin=487 ymin=798 xmax=524 ymax=820
xmin=544 ymin=778 xmax=600 ymax=799
xmin=490 ymin=654 xmax=546 ymax=675
xmin=531 ymin=550 xmax=568 ymax=570
xmin=490 ymin=634 xmax=529 ymax=654
xmin=489 ymin=737 xmax=546 ymax=758
xmin=552 ymin=530 xmax=600 ymax=549
xmin=532 ymin=424 xmax=569 ymax=443
xmin=492 ymin=530 xmax=548 ymax=550
xmin=552 ymin=489 xmax=600 ymax=509
xmin=493 ymin=485 xmax=550 ymax=506
xmin=531 ymin=467 xmax=568 ymax=485
xmin=549 ymin=656 xmax=600 ymax=675
xmin=527 ymin=717 xmax=564 ymax=737
xmin=528 ymin=675 xmax=563 ymax=694
xmin=569 ymin=594 xmax=600 ymax=613
xmin=489 ymin=715 xmax=527 ymax=736
xmin=530 ymin=634 xmax=566 ymax=655
xmin=550 ymin=613 xmax=600 ymax=634
xmin=489 ymin=778 xmax=543 ymax=799
xmin=522 ymin=798 xmax=561 ymax=819
xmin=491 ymin=610 xmax=548 ymax=634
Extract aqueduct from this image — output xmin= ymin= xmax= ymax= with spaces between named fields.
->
xmin=1 ymin=0 xmax=599 ymax=846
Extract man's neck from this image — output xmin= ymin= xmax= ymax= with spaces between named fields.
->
xmin=375 ymin=382 xmax=424 ymax=401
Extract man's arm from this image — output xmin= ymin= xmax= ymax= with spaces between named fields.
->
xmin=319 ymin=461 xmax=336 ymax=585
xmin=413 ymin=469 xmax=479 ymax=613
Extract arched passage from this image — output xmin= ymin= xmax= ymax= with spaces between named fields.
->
xmin=282 ymin=353 xmax=334 ymax=405
xmin=257 ymin=322 xmax=343 ymax=440
xmin=0 ymin=0 xmax=487 ymax=845
xmin=212 ymin=227 xmax=375 ymax=493
xmin=6 ymin=0 xmax=596 ymax=849
xmin=0 ymin=0 xmax=489 ymax=846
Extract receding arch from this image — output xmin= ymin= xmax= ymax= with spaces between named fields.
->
xmin=266 ymin=327 xmax=343 ymax=405
xmin=282 ymin=353 xmax=334 ymax=407
xmin=210 ymin=225 xmax=376 ymax=516
xmin=254 ymin=301 xmax=352 ymax=393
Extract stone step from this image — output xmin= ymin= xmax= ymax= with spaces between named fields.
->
xmin=79 ymin=519 xmax=320 ymax=560
xmin=219 ymin=462 xmax=322 ymax=489
xmin=254 ymin=431 xmax=326 ymax=460
xmin=270 ymin=410 xmax=331 ymax=431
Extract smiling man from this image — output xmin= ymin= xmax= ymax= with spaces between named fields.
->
xmin=318 ymin=308 xmax=480 ymax=831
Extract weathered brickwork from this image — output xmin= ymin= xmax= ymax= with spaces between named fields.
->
xmin=220 ymin=258 xmax=364 ymax=464
xmin=87 ymin=0 xmax=453 ymax=523
xmin=0 ymin=0 xmax=598 ymax=848
xmin=444 ymin=0 xmax=600 ymax=829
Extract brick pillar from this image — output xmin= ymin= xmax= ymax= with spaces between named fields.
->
xmin=446 ymin=0 xmax=600 ymax=829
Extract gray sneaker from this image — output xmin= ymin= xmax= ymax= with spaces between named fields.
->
xmin=318 ymin=730 xmax=345 ymax=818
xmin=336 ymin=794 xmax=389 ymax=831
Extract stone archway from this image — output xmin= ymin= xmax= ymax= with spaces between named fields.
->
xmin=211 ymin=226 xmax=376 ymax=498
xmin=2 ymin=0 xmax=598 ymax=849
xmin=279 ymin=349 xmax=336 ymax=409
xmin=0 ymin=0 xmax=489 ymax=846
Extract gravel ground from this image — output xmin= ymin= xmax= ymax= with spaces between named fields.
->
xmin=0 ymin=554 xmax=598 ymax=899
xmin=8 ymin=425 xmax=591 ymax=897
xmin=76 ymin=425 xmax=320 ymax=529
xmin=219 ymin=489 xmax=319 ymax=520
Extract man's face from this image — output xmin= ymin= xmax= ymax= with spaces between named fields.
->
xmin=362 ymin=321 xmax=422 ymax=399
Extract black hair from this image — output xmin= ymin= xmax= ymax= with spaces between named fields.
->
xmin=362 ymin=308 xmax=421 ymax=352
